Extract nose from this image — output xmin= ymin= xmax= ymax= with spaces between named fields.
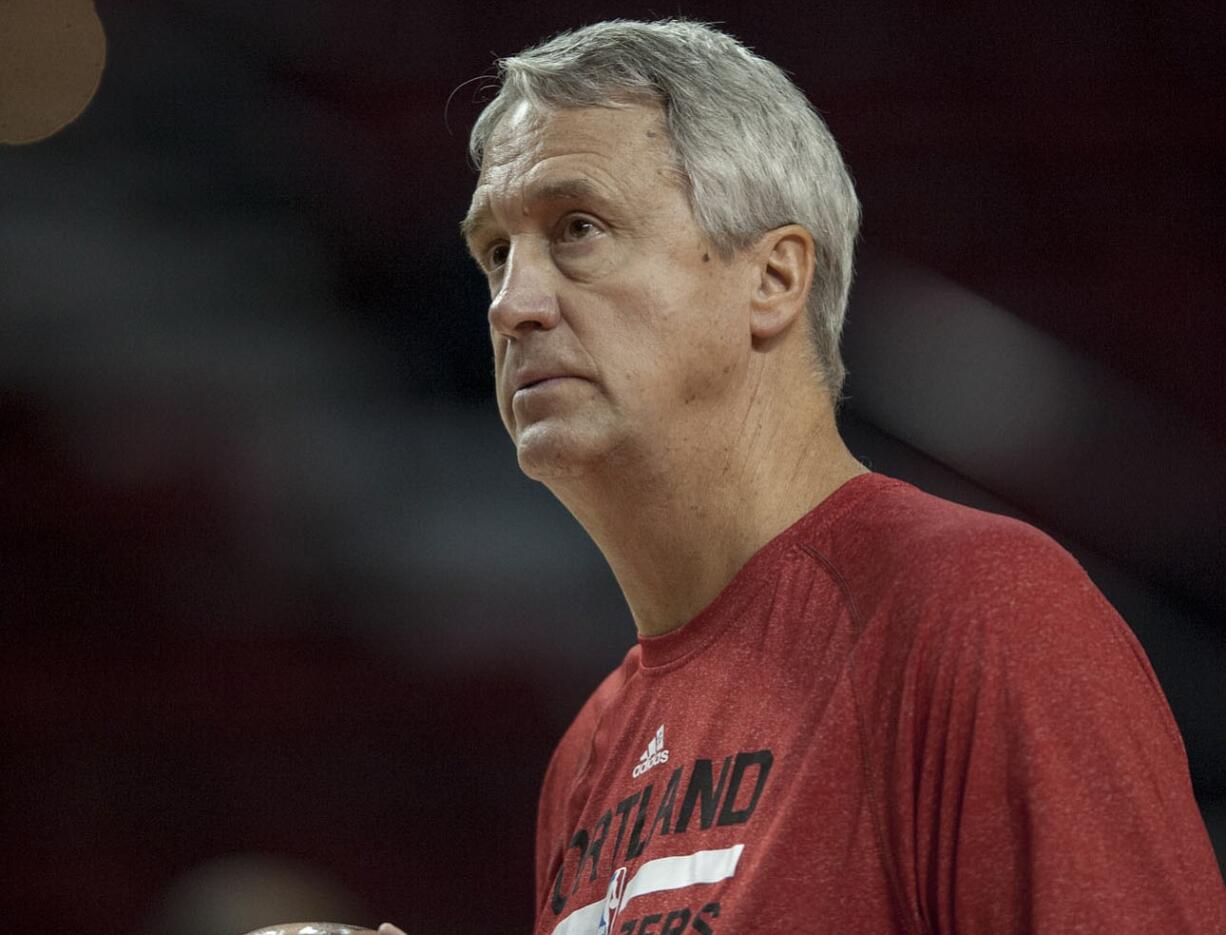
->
xmin=488 ymin=242 xmax=561 ymax=338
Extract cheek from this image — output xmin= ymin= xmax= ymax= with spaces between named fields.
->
xmin=575 ymin=258 xmax=743 ymax=406
xmin=653 ymin=277 xmax=743 ymax=395
xmin=606 ymin=310 xmax=737 ymax=416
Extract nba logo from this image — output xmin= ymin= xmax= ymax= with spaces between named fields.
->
xmin=597 ymin=866 xmax=628 ymax=935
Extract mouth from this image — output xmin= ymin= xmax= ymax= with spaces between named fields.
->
xmin=514 ymin=374 xmax=580 ymax=394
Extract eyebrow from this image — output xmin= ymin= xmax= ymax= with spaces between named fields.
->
xmin=460 ymin=177 xmax=609 ymax=244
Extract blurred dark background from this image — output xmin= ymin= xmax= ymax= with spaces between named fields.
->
xmin=2 ymin=2 xmax=1223 ymax=932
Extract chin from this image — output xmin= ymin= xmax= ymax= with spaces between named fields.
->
xmin=513 ymin=420 xmax=614 ymax=482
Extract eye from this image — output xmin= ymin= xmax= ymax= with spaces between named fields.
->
xmin=558 ymin=215 xmax=599 ymax=243
xmin=485 ymin=241 xmax=509 ymax=270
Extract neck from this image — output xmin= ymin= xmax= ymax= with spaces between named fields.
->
xmin=543 ymin=379 xmax=866 ymax=638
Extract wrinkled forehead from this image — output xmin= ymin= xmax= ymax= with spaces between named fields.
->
xmin=481 ymin=89 xmax=669 ymax=158
xmin=474 ymin=100 xmax=555 ymax=187
xmin=481 ymin=98 xmax=543 ymax=161
xmin=480 ymin=99 xmax=674 ymax=181
xmin=463 ymin=100 xmax=682 ymax=238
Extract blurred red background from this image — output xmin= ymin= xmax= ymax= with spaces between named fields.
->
xmin=2 ymin=2 xmax=1223 ymax=932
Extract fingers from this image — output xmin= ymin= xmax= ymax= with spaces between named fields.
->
xmin=377 ymin=925 xmax=408 ymax=935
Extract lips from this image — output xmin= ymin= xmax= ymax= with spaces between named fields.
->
xmin=518 ymin=376 xmax=558 ymax=391
xmin=513 ymin=370 xmax=581 ymax=393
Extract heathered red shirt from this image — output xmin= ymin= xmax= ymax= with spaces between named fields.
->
xmin=534 ymin=473 xmax=1226 ymax=934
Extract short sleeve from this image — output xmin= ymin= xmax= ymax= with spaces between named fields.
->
xmin=908 ymin=530 xmax=1226 ymax=933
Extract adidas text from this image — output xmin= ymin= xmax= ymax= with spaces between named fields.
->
xmin=633 ymin=749 xmax=669 ymax=778
xmin=633 ymin=725 xmax=670 ymax=778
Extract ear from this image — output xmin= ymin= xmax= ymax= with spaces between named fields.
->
xmin=749 ymin=225 xmax=815 ymax=340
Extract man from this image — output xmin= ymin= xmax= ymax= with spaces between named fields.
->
xmin=392 ymin=18 xmax=1226 ymax=935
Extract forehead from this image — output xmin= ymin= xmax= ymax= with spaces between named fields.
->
xmin=463 ymin=102 xmax=680 ymax=239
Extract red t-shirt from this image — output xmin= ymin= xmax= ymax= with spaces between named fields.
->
xmin=534 ymin=473 xmax=1226 ymax=934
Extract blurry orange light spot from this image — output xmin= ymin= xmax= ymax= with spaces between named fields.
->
xmin=0 ymin=0 xmax=107 ymax=145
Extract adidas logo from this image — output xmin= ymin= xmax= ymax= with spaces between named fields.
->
xmin=632 ymin=724 xmax=669 ymax=778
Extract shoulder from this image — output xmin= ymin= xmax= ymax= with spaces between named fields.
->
xmin=824 ymin=475 xmax=1180 ymax=746
xmin=819 ymin=474 xmax=1097 ymax=629
xmin=832 ymin=474 xmax=1062 ymax=571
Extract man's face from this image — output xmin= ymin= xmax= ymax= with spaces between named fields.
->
xmin=463 ymin=102 xmax=751 ymax=481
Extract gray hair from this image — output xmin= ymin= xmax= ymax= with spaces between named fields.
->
xmin=468 ymin=19 xmax=861 ymax=400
